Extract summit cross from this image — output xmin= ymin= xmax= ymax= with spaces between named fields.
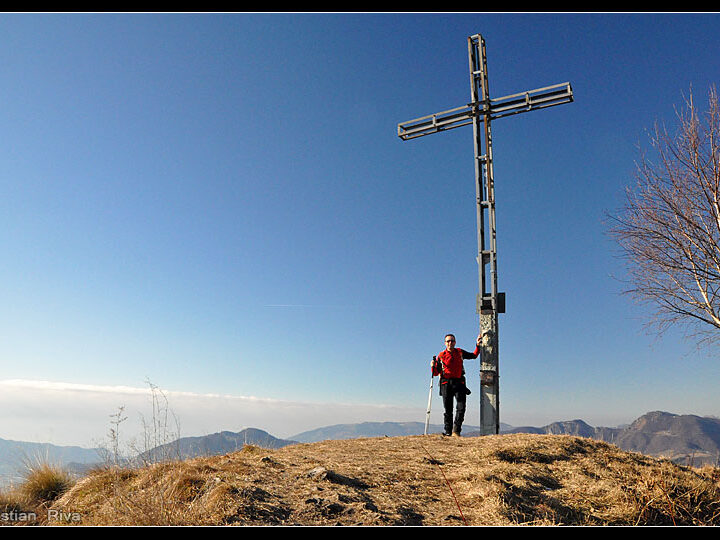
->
xmin=398 ymin=33 xmax=574 ymax=435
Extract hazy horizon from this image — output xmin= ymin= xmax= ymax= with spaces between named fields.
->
xmin=0 ymin=378 xmax=700 ymax=449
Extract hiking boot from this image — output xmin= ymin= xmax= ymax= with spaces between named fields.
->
xmin=442 ymin=431 xmax=452 ymax=437
xmin=452 ymin=431 xmax=461 ymax=438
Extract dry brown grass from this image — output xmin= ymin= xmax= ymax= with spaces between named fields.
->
xmin=47 ymin=433 xmax=720 ymax=526
xmin=0 ymin=461 xmax=75 ymax=526
xmin=18 ymin=462 xmax=74 ymax=506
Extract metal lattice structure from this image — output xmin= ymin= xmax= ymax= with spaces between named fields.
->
xmin=398 ymin=34 xmax=573 ymax=435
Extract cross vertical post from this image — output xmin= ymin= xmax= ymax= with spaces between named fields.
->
xmin=398 ymin=33 xmax=573 ymax=435
xmin=469 ymin=34 xmax=501 ymax=436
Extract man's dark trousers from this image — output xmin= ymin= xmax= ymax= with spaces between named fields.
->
xmin=440 ymin=379 xmax=466 ymax=435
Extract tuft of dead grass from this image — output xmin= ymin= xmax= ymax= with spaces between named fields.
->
xmin=18 ymin=462 xmax=74 ymax=507
xmin=0 ymin=460 xmax=76 ymax=526
xmin=47 ymin=434 xmax=720 ymax=526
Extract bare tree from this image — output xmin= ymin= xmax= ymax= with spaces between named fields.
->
xmin=609 ymin=87 xmax=720 ymax=346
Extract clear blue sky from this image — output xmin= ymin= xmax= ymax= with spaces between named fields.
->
xmin=1 ymin=13 xmax=719 ymax=446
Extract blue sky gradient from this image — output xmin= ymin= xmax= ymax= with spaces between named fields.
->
xmin=1 ymin=13 xmax=719 ymax=445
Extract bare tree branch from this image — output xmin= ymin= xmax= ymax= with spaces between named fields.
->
xmin=608 ymin=87 xmax=720 ymax=346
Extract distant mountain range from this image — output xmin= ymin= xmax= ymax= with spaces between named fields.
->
xmin=1 ymin=411 xmax=718 ymax=486
xmin=288 ymin=422 xmax=517 ymax=442
xmin=287 ymin=413 xmax=720 ymax=465
xmin=503 ymin=411 xmax=720 ymax=466
xmin=137 ymin=428 xmax=297 ymax=463
xmin=290 ymin=421 xmax=466 ymax=442
xmin=279 ymin=412 xmax=720 ymax=466
xmin=0 ymin=437 xmax=102 ymax=486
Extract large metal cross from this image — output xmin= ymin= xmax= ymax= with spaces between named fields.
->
xmin=398 ymin=33 xmax=573 ymax=435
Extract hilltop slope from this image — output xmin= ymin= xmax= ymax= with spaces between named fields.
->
xmin=51 ymin=433 xmax=720 ymax=526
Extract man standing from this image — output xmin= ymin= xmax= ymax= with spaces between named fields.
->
xmin=432 ymin=333 xmax=483 ymax=437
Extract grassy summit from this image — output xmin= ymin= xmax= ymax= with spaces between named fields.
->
xmin=7 ymin=433 xmax=720 ymax=526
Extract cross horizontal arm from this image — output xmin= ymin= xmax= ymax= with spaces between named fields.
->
xmin=490 ymin=82 xmax=573 ymax=120
xmin=396 ymin=104 xmax=475 ymax=140
xmin=397 ymin=82 xmax=573 ymax=141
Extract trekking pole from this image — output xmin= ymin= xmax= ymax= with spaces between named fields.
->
xmin=425 ymin=356 xmax=436 ymax=435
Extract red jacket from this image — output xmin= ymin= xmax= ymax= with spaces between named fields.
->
xmin=432 ymin=347 xmax=480 ymax=380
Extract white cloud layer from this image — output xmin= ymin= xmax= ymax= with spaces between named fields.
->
xmin=0 ymin=379 xmax=424 ymax=448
